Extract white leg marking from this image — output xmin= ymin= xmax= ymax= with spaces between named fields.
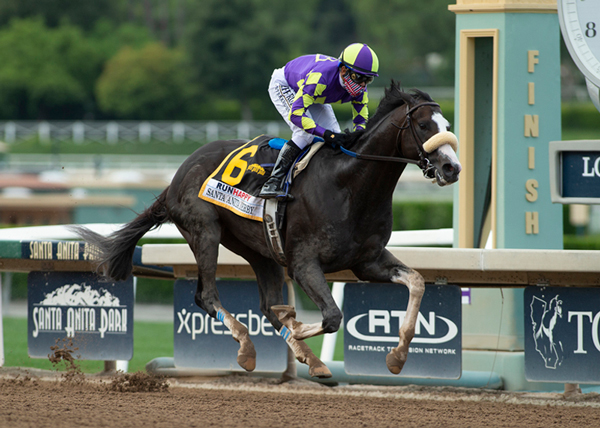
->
xmin=279 ymin=326 xmax=331 ymax=378
xmin=387 ymin=269 xmax=425 ymax=374
xmin=292 ymin=322 xmax=324 ymax=340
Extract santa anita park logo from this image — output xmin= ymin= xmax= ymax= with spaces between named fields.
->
xmin=31 ymin=283 xmax=128 ymax=339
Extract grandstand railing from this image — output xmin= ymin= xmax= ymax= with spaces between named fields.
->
xmin=0 ymin=121 xmax=298 ymax=145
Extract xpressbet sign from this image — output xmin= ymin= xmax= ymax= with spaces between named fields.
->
xmin=344 ymin=283 xmax=461 ymax=378
xmin=173 ymin=279 xmax=288 ymax=372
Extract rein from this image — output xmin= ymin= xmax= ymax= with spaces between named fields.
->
xmin=337 ymin=145 xmax=421 ymax=165
xmin=336 ymin=101 xmax=441 ymax=175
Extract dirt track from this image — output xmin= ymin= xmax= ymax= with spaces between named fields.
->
xmin=1 ymin=367 xmax=600 ymax=428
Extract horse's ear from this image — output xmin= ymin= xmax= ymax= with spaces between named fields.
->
xmin=387 ymin=79 xmax=411 ymax=104
xmin=398 ymin=90 xmax=413 ymax=106
xmin=410 ymin=88 xmax=434 ymax=103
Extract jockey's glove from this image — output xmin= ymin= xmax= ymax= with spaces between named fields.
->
xmin=323 ymin=130 xmax=349 ymax=147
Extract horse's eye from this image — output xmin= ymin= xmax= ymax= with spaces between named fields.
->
xmin=419 ymin=123 xmax=426 ymax=130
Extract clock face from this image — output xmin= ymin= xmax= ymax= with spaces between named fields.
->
xmin=559 ymin=0 xmax=600 ymax=87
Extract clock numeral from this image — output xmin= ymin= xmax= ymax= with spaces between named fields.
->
xmin=585 ymin=22 xmax=597 ymax=38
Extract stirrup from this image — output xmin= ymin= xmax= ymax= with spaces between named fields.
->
xmin=259 ymin=185 xmax=282 ymax=199
xmin=276 ymin=193 xmax=294 ymax=202
xmin=260 ymin=179 xmax=294 ymax=201
xmin=260 ymin=189 xmax=294 ymax=201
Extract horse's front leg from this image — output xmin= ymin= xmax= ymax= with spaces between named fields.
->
xmin=273 ymin=261 xmax=343 ymax=341
xmin=353 ymin=249 xmax=425 ymax=375
xmin=271 ymin=261 xmax=341 ymax=378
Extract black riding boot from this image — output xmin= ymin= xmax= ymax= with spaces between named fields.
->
xmin=259 ymin=140 xmax=302 ymax=199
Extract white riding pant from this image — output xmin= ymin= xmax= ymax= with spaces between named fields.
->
xmin=268 ymin=67 xmax=341 ymax=149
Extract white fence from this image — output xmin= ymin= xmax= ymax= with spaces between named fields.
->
xmin=0 ymin=121 xmax=296 ymax=145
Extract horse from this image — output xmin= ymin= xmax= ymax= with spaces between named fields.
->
xmin=74 ymin=81 xmax=461 ymax=379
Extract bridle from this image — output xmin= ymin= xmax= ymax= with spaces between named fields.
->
xmin=391 ymin=101 xmax=441 ymax=178
xmin=336 ymin=101 xmax=440 ymax=178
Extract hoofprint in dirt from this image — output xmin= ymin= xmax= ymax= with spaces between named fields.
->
xmin=1 ymin=368 xmax=600 ymax=428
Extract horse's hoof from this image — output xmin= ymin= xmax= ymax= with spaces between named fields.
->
xmin=386 ymin=349 xmax=406 ymax=375
xmin=271 ymin=305 xmax=296 ymax=322
xmin=237 ymin=354 xmax=256 ymax=372
xmin=309 ymin=364 xmax=332 ymax=379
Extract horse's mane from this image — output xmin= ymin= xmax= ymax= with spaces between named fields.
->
xmin=344 ymin=80 xmax=434 ymax=147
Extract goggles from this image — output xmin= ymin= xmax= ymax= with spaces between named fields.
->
xmin=348 ymin=70 xmax=374 ymax=85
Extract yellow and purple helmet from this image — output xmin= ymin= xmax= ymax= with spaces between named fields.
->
xmin=339 ymin=43 xmax=379 ymax=76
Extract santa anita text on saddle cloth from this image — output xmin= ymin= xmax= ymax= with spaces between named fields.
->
xmin=202 ymin=178 xmax=265 ymax=220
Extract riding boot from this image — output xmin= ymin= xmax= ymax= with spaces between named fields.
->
xmin=259 ymin=140 xmax=303 ymax=200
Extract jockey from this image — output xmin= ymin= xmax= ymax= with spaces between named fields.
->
xmin=259 ymin=43 xmax=379 ymax=199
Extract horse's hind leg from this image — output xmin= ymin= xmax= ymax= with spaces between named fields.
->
xmin=179 ymin=223 xmax=256 ymax=372
xmin=214 ymin=307 xmax=256 ymax=371
xmin=353 ymin=249 xmax=425 ymax=375
xmin=237 ymin=247 xmax=332 ymax=379
xmin=270 ymin=305 xmax=332 ymax=379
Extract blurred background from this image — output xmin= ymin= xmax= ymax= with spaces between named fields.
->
xmin=0 ymin=0 xmax=460 ymax=123
xmin=0 ymin=0 xmax=598 ymax=304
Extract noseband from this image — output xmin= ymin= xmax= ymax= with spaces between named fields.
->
xmin=336 ymin=101 xmax=441 ymax=179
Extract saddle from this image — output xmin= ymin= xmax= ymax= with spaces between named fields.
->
xmin=198 ymin=135 xmax=324 ymax=266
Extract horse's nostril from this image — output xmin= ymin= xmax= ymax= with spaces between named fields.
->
xmin=443 ymin=164 xmax=454 ymax=175
xmin=443 ymin=163 xmax=461 ymax=177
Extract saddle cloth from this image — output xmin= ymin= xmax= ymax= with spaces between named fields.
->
xmin=198 ymin=135 xmax=323 ymax=221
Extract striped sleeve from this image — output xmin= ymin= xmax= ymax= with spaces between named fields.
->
xmin=288 ymin=71 xmax=328 ymax=137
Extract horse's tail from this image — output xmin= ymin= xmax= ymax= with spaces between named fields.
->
xmin=71 ymin=188 xmax=170 ymax=281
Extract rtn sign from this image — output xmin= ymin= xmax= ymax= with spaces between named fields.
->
xmin=344 ymin=283 xmax=461 ymax=379
xmin=346 ymin=309 xmax=458 ymax=344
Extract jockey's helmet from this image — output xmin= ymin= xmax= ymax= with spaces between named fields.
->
xmin=339 ymin=43 xmax=379 ymax=76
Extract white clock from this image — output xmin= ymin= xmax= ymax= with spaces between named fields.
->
xmin=558 ymin=0 xmax=600 ymax=112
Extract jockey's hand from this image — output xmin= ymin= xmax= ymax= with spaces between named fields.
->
xmin=323 ymin=130 xmax=349 ymax=147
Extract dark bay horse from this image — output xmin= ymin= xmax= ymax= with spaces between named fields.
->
xmin=75 ymin=81 xmax=461 ymax=378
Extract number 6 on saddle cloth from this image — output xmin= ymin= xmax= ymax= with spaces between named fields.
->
xmin=198 ymin=134 xmax=321 ymax=223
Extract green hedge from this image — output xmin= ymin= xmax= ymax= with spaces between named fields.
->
xmin=564 ymin=235 xmax=600 ymax=250
xmin=392 ymin=201 xmax=453 ymax=231
xmin=561 ymin=102 xmax=600 ymax=130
